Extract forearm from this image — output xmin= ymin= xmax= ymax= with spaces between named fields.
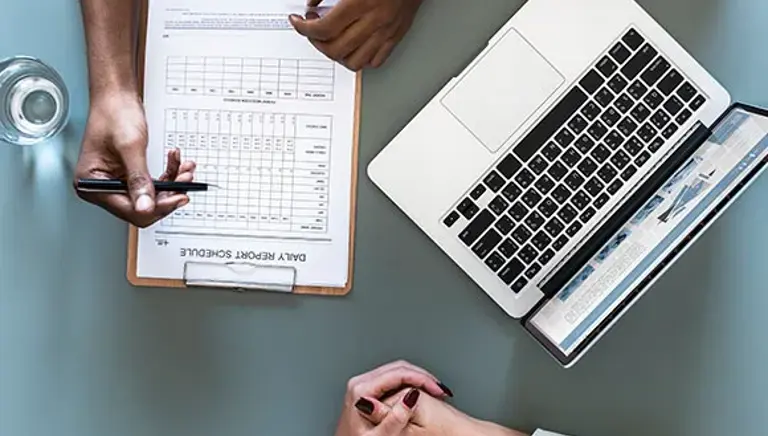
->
xmin=80 ymin=0 xmax=139 ymax=98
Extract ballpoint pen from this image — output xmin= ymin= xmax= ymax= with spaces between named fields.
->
xmin=75 ymin=179 xmax=218 ymax=194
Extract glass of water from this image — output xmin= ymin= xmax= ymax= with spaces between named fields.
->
xmin=0 ymin=56 xmax=69 ymax=146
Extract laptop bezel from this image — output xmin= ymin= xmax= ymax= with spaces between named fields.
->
xmin=521 ymin=102 xmax=768 ymax=367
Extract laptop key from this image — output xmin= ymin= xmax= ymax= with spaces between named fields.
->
xmin=512 ymin=224 xmax=533 ymax=245
xmin=548 ymin=161 xmax=569 ymax=181
xmin=519 ymin=245 xmax=539 ymax=264
xmin=443 ymin=211 xmax=460 ymax=228
xmin=525 ymin=262 xmax=543 ymax=279
xmin=621 ymin=164 xmax=638 ymax=181
xmin=588 ymin=120 xmax=609 ymax=141
xmin=485 ymin=252 xmax=505 ymax=272
xmin=595 ymin=87 xmax=616 ymax=108
xmin=501 ymin=182 xmax=523 ymax=202
xmin=662 ymin=123 xmax=679 ymax=139
xmin=663 ymin=96 xmax=684 ymax=116
xmin=635 ymin=151 xmax=652 ymax=167
xmin=623 ymin=136 xmax=643 ymax=156
xmin=690 ymin=94 xmax=706 ymax=111
xmin=542 ymin=142 xmax=562 ymax=161
xmin=597 ymin=56 xmax=618 ymax=77
xmin=470 ymin=184 xmax=487 ymax=200
xmin=575 ymin=135 xmax=596 ymax=154
xmin=495 ymin=215 xmax=515 ymax=235
xmin=607 ymin=179 xmax=624 ymax=195
xmin=622 ymin=29 xmax=645 ymax=51
xmin=525 ymin=211 xmax=545 ymax=231
xmin=484 ymin=170 xmax=506 ymax=192
xmin=552 ymin=235 xmax=569 ymax=252
xmin=529 ymin=155 xmax=549 ymax=175
xmin=609 ymin=42 xmax=631 ymax=63
xmin=580 ymin=206 xmax=597 ymax=223
xmin=538 ymin=197 xmax=558 ymax=217
xmin=539 ymin=249 xmax=556 ymax=266
xmin=630 ymin=103 xmax=652 ymax=123
xmin=566 ymin=221 xmax=583 ymax=237
xmin=515 ymin=168 xmax=535 ymax=188
xmin=628 ymin=81 xmax=648 ymax=100
xmin=555 ymin=128 xmax=576 ymax=148
xmin=458 ymin=198 xmax=480 ymax=219
xmin=545 ymin=217 xmax=566 ymax=238
xmin=644 ymin=90 xmax=664 ymax=109
xmin=568 ymin=115 xmax=589 ymax=135
xmin=584 ymin=177 xmax=605 ymax=197
xmin=591 ymin=144 xmax=611 ymax=163
xmin=509 ymin=202 xmax=528 ymax=221
xmin=604 ymin=130 xmax=624 ymax=149
xmin=594 ymin=193 xmax=610 ymax=209
xmin=657 ymin=69 xmax=683 ymax=95
xmin=511 ymin=277 xmax=528 ymax=293
xmin=498 ymin=258 xmax=525 ymax=285
xmin=580 ymin=69 xmax=605 ymax=94
xmin=598 ymin=163 xmax=618 ymax=183
xmin=649 ymin=136 xmax=665 ymax=153
xmin=676 ymin=108 xmax=693 ymax=125
xmin=496 ymin=154 xmax=523 ymax=178
xmin=459 ymin=209 xmax=494 ymax=245
xmin=532 ymin=231 xmax=553 ymax=251
xmin=562 ymin=148 xmax=582 ymax=166
xmin=558 ymin=204 xmax=578 ymax=224
xmin=607 ymin=74 xmax=629 ymax=94
xmin=571 ymin=191 xmax=590 ymax=210
xmin=534 ymin=175 xmax=556 ymax=195
xmin=581 ymin=101 xmax=602 ymax=121
xmin=677 ymin=82 xmax=697 ymax=102
xmin=610 ymin=150 xmax=631 ymax=170
xmin=637 ymin=122 xmax=657 ymax=143
xmin=618 ymin=117 xmax=639 ymax=137
xmin=551 ymin=184 xmax=572 ymax=204
xmin=640 ymin=56 xmax=671 ymax=87
xmin=651 ymin=110 xmax=671 ymax=130
xmin=513 ymin=87 xmax=588 ymax=162
xmin=601 ymin=107 xmax=622 ymax=127
xmin=472 ymin=228 xmax=502 ymax=259
xmin=565 ymin=171 xmax=586 ymax=191
xmin=489 ymin=196 xmax=510 ymax=215
xmin=522 ymin=190 xmax=543 ymax=208
xmin=577 ymin=157 xmax=598 ymax=177
xmin=498 ymin=238 xmax=519 ymax=258
xmin=621 ymin=43 xmax=657 ymax=80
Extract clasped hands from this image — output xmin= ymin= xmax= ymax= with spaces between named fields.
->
xmin=334 ymin=361 xmax=527 ymax=436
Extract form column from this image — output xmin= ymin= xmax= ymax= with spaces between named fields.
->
xmin=232 ymin=112 xmax=247 ymax=228
xmin=184 ymin=110 xmax=200 ymax=226
xmin=199 ymin=110 xmax=216 ymax=229
xmin=243 ymin=58 xmax=261 ymax=97
xmin=164 ymin=109 xmax=178 ymax=227
xmin=204 ymin=57 xmax=224 ymax=96
xmin=292 ymin=115 xmax=332 ymax=233
xmin=211 ymin=111 xmax=226 ymax=227
xmin=298 ymin=60 xmax=334 ymax=101
xmin=281 ymin=115 xmax=297 ymax=230
xmin=166 ymin=57 xmax=186 ymax=94
xmin=260 ymin=59 xmax=279 ymax=99
xmin=185 ymin=57 xmax=205 ymax=95
xmin=221 ymin=111 xmax=238 ymax=227
xmin=260 ymin=113 xmax=275 ymax=226
xmin=251 ymin=113 xmax=264 ymax=230
xmin=224 ymin=58 xmax=243 ymax=96
xmin=279 ymin=59 xmax=299 ymax=99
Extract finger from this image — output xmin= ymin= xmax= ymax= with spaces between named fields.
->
xmin=354 ymin=367 xmax=447 ymax=400
xmin=371 ymin=389 xmax=419 ymax=436
xmin=119 ymin=142 xmax=156 ymax=215
xmin=155 ymin=194 xmax=189 ymax=216
xmin=353 ymin=397 xmax=390 ymax=425
xmin=178 ymin=161 xmax=196 ymax=174
xmin=306 ymin=0 xmax=323 ymax=6
xmin=353 ymin=361 xmax=444 ymax=393
xmin=80 ymin=191 xmax=157 ymax=227
xmin=343 ymin=28 xmax=388 ymax=71
xmin=158 ymin=148 xmax=182 ymax=182
xmin=370 ymin=39 xmax=397 ymax=68
xmin=311 ymin=16 xmax=382 ymax=62
xmin=289 ymin=0 xmax=366 ymax=41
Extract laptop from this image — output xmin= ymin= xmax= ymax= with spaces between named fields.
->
xmin=367 ymin=0 xmax=768 ymax=367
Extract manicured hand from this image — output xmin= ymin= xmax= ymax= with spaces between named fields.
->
xmin=74 ymin=91 xmax=196 ymax=228
xmin=334 ymin=360 xmax=453 ymax=436
xmin=290 ymin=0 xmax=423 ymax=71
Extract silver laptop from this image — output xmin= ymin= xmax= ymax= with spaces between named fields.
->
xmin=367 ymin=0 xmax=768 ymax=366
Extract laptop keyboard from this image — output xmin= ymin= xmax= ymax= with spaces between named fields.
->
xmin=443 ymin=28 xmax=708 ymax=294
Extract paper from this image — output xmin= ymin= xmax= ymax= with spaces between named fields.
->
xmin=136 ymin=0 xmax=357 ymax=287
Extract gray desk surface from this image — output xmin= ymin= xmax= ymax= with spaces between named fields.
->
xmin=1 ymin=1 xmax=767 ymax=435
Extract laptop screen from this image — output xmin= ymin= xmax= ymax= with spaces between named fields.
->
xmin=525 ymin=105 xmax=768 ymax=364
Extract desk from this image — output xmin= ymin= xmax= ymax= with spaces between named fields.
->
xmin=1 ymin=1 xmax=767 ymax=435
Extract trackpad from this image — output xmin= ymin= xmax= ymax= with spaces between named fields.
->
xmin=442 ymin=28 xmax=564 ymax=153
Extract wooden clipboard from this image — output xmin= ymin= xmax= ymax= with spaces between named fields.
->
xmin=126 ymin=0 xmax=361 ymax=296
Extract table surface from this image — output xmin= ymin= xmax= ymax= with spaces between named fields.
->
xmin=2 ymin=1 xmax=767 ymax=435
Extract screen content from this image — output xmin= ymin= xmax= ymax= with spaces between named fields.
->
xmin=528 ymin=107 xmax=768 ymax=357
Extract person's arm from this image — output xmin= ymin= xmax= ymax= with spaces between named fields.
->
xmin=76 ymin=0 xmax=195 ymax=227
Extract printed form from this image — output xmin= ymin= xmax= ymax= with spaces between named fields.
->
xmin=137 ymin=0 xmax=357 ymax=287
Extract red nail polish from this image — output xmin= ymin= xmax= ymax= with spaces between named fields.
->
xmin=355 ymin=398 xmax=374 ymax=415
xmin=438 ymin=382 xmax=454 ymax=397
xmin=403 ymin=389 xmax=420 ymax=409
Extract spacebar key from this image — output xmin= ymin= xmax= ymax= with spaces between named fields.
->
xmin=513 ymin=87 xmax=588 ymax=162
xmin=459 ymin=210 xmax=495 ymax=246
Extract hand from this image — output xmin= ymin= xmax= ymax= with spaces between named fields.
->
xmin=75 ymin=91 xmax=196 ymax=228
xmin=334 ymin=360 xmax=453 ymax=436
xmin=289 ymin=0 xmax=423 ymax=71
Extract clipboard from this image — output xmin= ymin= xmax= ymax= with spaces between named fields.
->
xmin=126 ymin=0 xmax=361 ymax=296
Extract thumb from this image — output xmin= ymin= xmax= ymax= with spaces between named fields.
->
xmin=121 ymin=145 xmax=156 ymax=214
xmin=371 ymin=389 xmax=419 ymax=436
xmin=306 ymin=0 xmax=323 ymax=6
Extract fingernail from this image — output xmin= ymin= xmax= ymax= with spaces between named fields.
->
xmin=289 ymin=13 xmax=303 ymax=21
xmin=178 ymin=199 xmax=189 ymax=208
xmin=403 ymin=389 xmax=420 ymax=409
xmin=136 ymin=194 xmax=154 ymax=213
xmin=354 ymin=398 xmax=374 ymax=415
xmin=438 ymin=382 xmax=454 ymax=398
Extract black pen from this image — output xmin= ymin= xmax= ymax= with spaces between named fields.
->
xmin=76 ymin=179 xmax=215 ymax=193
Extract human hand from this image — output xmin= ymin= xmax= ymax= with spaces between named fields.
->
xmin=289 ymin=0 xmax=423 ymax=71
xmin=75 ymin=91 xmax=196 ymax=228
xmin=334 ymin=360 xmax=453 ymax=436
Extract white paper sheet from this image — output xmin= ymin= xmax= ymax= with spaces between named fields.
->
xmin=136 ymin=0 xmax=357 ymax=288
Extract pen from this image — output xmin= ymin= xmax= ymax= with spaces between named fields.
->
xmin=76 ymin=179 xmax=213 ymax=193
